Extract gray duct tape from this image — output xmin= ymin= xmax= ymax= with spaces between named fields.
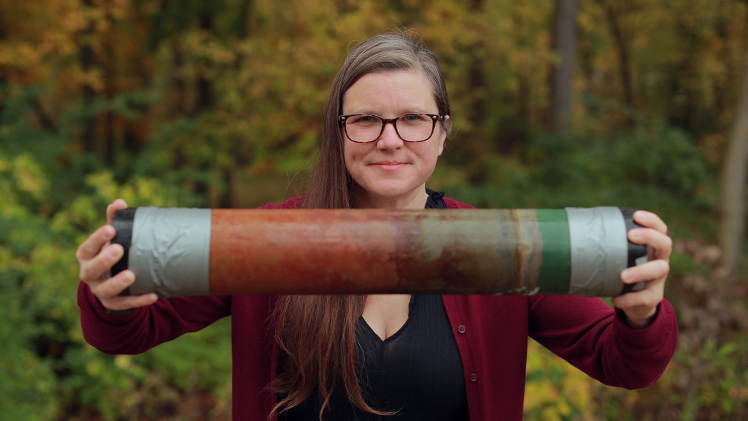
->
xmin=565 ymin=207 xmax=628 ymax=296
xmin=128 ymin=207 xmax=212 ymax=298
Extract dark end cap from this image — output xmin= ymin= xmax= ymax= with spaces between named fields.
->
xmin=111 ymin=208 xmax=136 ymax=296
xmin=619 ymin=208 xmax=647 ymax=294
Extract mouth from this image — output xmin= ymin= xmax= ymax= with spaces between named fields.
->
xmin=370 ymin=161 xmax=408 ymax=170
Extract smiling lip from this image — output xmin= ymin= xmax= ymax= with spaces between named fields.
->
xmin=371 ymin=161 xmax=408 ymax=170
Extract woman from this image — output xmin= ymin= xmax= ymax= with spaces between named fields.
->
xmin=77 ymin=32 xmax=677 ymax=420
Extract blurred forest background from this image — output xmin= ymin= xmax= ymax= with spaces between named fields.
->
xmin=1 ymin=0 xmax=747 ymax=419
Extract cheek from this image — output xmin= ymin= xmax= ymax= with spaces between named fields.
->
xmin=345 ymin=143 xmax=370 ymax=163
xmin=417 ymin=142 xmax=442 ymax=164
xmin=343 ymin=145 xmax=354 ymax=164
xmin=436 ymin=129 xmax=446 ymax=156
xmin=344 ymin=145 xmax=362 ymax=171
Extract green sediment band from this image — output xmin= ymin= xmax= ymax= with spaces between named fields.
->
xmin=535 ymin=209 xmax=571 ymax=293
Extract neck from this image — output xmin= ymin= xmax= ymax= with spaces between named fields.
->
xmin=352 ymin=185 xmax=428 ymax=209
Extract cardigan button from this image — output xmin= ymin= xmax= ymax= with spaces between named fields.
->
xmin=458 ymin=325 xmax=466 ymax=334
xmin=469 ymin=373 xmax=478 ymax=382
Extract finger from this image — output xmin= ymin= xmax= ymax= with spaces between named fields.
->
xmin=633 ymin=210 xmax=667 ymax=235
xmin=621 ymin=259 xmax=670 ymax=284
xmin=80 ymin=242 xmax=125 ymax=283
xmin=76 ymin=225 xmax=117 ymax=264
xmin=611 ymin=285 xmax=663 ymax=317
xmin=628 ymin=228 xmax=673 ymax=260
xmin=106 ymin=199 xmax=129 ymax=226
xmin=89 ymin=269 xmax=136 ymax=299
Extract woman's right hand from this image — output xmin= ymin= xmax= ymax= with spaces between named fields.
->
xmin=76 ymin=199 xmax=158 ymax=312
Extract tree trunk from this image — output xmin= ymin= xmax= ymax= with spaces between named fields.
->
xmin=193 ymin=8 xmax=216 ymax=202
xmin=236 ymin=0 xmax=253 ymax=39
xmin=171 ymin=38 xmax=188 ymax=115
xmin=468 ymin=0 xmax=486 ymax=128
xmin=549 ymin=0 xmax=578 ymax=136
xmin=31 ymin=97 xmax=57 ymax=132
xmin=719 ymin=46 xmax=748 ymax=290
xmin=234 ymin=0 xmax=253 ymax=71
xmin=599 ymin=1 xmax=635 ymax=112
xmin=195 ymin=11 xmax=215 ymax=115
xmin=104 ymin=36 xmax=116 ymax=167
xmin=80 ymin=0 xmax=97 ymax=154
xmin=466 ymin=0 xmax=488 ymax=181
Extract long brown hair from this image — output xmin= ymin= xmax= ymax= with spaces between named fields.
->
xmin=271 ymin=30 xmax=453 ymax=420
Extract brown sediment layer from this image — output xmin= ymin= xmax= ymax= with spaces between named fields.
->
xmin=208 ymin=209 xmax=545 ymax=295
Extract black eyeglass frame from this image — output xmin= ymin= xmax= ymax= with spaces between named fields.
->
xmin=338 ymin=113 xmax=444 ymax=143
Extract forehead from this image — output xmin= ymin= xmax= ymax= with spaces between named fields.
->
xmin=341 ymin=69 xmax=438 ymax=114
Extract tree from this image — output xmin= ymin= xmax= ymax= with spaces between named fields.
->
xmin=719 ymin=45 xmax=748 ymax=291
xmin=549 ymin=0 xmax=578 ymax=136
xmin=594 ymin=0 xmax=637 ymax=113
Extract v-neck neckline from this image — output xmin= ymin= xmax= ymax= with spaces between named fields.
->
xmin=359 ymin=295 xmax=417 ymax=343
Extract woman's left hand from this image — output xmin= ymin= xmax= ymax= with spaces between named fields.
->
xmin=610 ymin=210 xmax=672 ymax=328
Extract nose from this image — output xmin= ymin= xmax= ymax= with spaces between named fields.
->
xmin=376 ymin=121 xmax=403 ymax=150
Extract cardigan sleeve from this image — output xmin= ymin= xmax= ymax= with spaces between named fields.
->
xmin=445 ymin=195 xmax=677 ymax=388
xmin=78 ymin=282 xmax=231 ymax=355
xmin=77 ymin=198 xmax=307 ymax=355
xmin=528 ymin=295 xmax=678 ymax=389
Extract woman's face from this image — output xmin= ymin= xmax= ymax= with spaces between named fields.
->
xmin=342 ymin=69 xmax=447 ymax=209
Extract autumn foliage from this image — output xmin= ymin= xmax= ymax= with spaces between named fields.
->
xmin=1 ymin=0 xmax=746 ymax=419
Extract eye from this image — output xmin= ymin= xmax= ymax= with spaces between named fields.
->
xmin=348 ymin=115 xmax=379 ymax=124
xmin=401 ymin=114 xmax=431 ymax=123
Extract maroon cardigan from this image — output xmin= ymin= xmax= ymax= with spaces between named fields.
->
xmin=78 ymin=196 xmax=678 ymax=420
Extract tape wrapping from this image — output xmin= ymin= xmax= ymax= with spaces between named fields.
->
xmin=128 ymin=207 xmax=212 ymax=298
xmin=565 ymin=207 xmax=629 ymax=296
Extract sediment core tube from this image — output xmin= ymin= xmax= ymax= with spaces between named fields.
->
xmin=109 ymin=207 xmax=646 ymax=298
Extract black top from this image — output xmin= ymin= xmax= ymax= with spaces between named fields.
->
xmin=279 ymin=295 xmax=469 ymax=421
xmin=425 ymin=188 xmax=448 ymax=209
xmin=278 ymin=189 xmax=469 ymax=420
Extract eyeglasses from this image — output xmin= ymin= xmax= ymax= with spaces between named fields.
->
xmin=339 ymin=113 xmax=443 ymax=143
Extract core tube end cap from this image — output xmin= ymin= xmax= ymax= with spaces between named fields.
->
xmin=111 ymin=208 xmax=136 ymax=296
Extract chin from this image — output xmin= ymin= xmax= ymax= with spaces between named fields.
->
xmin=357 ymin=181 xmax=425 ymax=204
xmin=369 ymin=181 xmax=412 ymax=196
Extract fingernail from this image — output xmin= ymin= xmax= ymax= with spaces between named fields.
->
xmin=621 ymin=269 xmax=634 ymax=281
xmin=122 ymin=271 xmax=135 ymax=284
xmin=149 ymin=293 xmax=159 ymax=303
xmin=635 ymin=211 xmax=647 ymax=221
xmin=109 ymin=245 xmax=122 ymax=258
xmin=630 ymin=229 xmax=642 ymax=239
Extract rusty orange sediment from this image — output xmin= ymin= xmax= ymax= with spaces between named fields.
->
xmin=510 ymin=209 xmax=543 ymax=295
xmin=209 ymin=209 xmax=530 ymax=295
